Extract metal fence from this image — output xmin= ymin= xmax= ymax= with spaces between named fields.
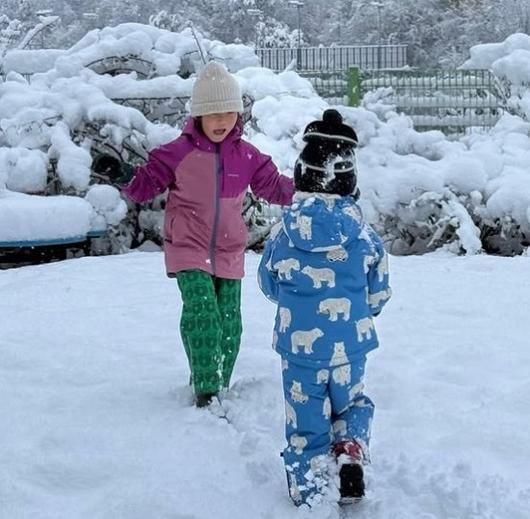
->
xmin=359 ymin=69 xmax=506 ymax=132
xmin=300 ymin=71 xmax=349 ymax=105
xmin=257 ymin=45 xmax=408 ymax=71
xmin=303 ymin=68 xmax=506 ymax=133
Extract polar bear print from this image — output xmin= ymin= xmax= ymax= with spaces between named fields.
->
xmin=356 ymin=317 xmax=374 ymax=342
xmin=330 ymin=342 xmax=348 ymax=367
xmin=282 ymin=358 xmax=289 ymax=371
xmin=287 ymin=472 xmax=301 ymax=502
xmin=333 ymin=419 xmax=347 ymax=437
xmin=368 ymin=289 xmax=391 ymax=308
xmin=323 ymin=397 xmax=331 ymax=419
xmin=326 ymin=247 xmax=349 ymax=262
xmin=332 ymin=364 xmax=351 ymax=386
xmin=290 ymin=380 xmax=309 ymax=404
xmin=290 ymin=434 xmax=308 ymax=455
xmin=310 ymin=454 xmax=328 ymax=476
xmin=349 ymin=382 xmax=365 ymax=400
xmin=279 ymin=307 xmax=291 ymax=332
xmin=285 ymin=400 xmax=298 ymax=428
xmin=274 ymin=258 xmax=300 ymax=280
xmin=269 ymin=221 xmax=282 ymax=240
xmin=290 ymin=214 xmax=313 ymax=240
xmin=353 ymin=396 xmax=373 ymax=408
xmin=291 ymin=328 xmax=324 ymax=355
xmin=298 ymin=215 xmax=313 ymax=240
xmin=343 ymin=205 xmax=362 ymax=223
xmin=318 ymin=298 xmax=351 ymax=322
xmin=377 ymin=253 xmax=389 ymax=282
xmin=316 ymin=369 xmax=329 ymax=384
xmin=363 ymin=255 xmax=375 ymax=274
xmin=301 ymin=266 xmax=336 ymax=289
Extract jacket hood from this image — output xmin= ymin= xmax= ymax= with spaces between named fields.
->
xmin=282 ymin=193 xmax=364 ymax=252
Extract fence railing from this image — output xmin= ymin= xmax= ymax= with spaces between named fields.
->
xmin=257 ymin=45 xmax=408 ymax=71
xmin=299 ymin=71 xmax=349 ymax=105
xmin=305 ymin=68 xmax=506 ymax=133
xmin=359 ymin=69 xmax=506 ymax=132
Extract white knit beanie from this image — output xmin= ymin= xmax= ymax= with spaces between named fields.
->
xmin=190 ymin=61 xmax=244 ymax=117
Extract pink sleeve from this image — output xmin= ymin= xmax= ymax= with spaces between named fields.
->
xmin=249 ymin=151 xmax=294 ymax=206
xmin=122 ymin=143 xmax=180 ymax=204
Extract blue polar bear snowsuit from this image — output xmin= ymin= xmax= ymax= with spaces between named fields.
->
xmin=258 ymin=193 xmax=391 ymax=506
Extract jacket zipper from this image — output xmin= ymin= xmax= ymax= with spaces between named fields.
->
xmin=209 ymin=144 xmax=222 ymax=275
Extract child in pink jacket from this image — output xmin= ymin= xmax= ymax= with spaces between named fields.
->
xmin=94 ymin=61 xmax=293 ymax=407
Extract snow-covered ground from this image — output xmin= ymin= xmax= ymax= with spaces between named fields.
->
xmin=1 ymin=252 xmax=529 ymax=519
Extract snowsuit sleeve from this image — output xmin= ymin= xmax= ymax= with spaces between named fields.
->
xmin=257 ymin=233 xmax=280 ymax=304
xmin=250 ymin=151 xmax=294 ymax=206
xmin=367 ymin=229 xmax=391 ymax=317
xmin=122 ymin=144 xmax=176 ymax=204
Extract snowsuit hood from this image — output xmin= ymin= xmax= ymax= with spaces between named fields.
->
xmin=282 ymin=193 xmax=363 ymax=253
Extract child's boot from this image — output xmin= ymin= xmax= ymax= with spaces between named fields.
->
xmin=333 ymin=440 xmax=365 ymax=502
xmin=195 ymin=393 xmax=217 ymax=408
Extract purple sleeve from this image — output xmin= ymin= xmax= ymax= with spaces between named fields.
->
xmin=121 ymin=144 xmax=178 ymax=204
xmin=249 ymin=151 xmax=294 ymax=206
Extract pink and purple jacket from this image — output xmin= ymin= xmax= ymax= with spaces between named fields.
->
xmin=122 ymin=118 xmax=294 ymax=279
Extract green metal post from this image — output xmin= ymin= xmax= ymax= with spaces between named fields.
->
xmin=347 ymin=67 xmax=362 ymax=106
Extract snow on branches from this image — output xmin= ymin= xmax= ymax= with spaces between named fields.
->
xmin=1 ymin=24 xmax=530 ymax=257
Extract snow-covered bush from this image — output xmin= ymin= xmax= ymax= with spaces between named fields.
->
xmin=0 ymin=23 xmax=309 ymax=257
xmin=2 ymin=25 xmax=530 ymax=260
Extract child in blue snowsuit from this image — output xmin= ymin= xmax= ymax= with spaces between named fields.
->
xmin=258 ymin=109 xmax=391 ymax=507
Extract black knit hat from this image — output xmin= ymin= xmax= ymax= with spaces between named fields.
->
xmin=294 ymin=109 xmax=358 ymax=196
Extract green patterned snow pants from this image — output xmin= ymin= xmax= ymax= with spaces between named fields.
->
xmin=176 ymin=270 xmax=242 ymax=395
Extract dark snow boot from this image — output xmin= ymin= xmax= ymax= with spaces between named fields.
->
xmin=333 ymin=440 xmax=365 ymax=503
xmin=338 ymin=463 xmax=365 ymax=502
xmin=195 ymin=393 xmax=217 ymax=408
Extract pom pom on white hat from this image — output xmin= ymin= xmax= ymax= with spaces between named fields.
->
xmin=190 ymin=61 xmax=243 ymax=117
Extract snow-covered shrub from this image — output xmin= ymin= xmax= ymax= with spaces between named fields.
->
xmin=0 ymin=147 xmax=48 ymax=192
xmin=0 ymin=23 xmax=315 ymax=258
xmin=375 ymin=190 xmax=481 ymax=256
xmin=85 ymin=184 xmax=128 ymax=228
xmin=3 ymin=25 xmax=530 ymax=260
xmin=463 ymin=34 xmax=530 ymax=120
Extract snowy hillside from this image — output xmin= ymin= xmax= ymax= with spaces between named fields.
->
xmin=1 ymin=251 xmax=529 ymax=518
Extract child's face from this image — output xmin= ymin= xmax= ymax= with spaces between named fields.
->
xmin=201 ymin=112 xmax=238 ymax=143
